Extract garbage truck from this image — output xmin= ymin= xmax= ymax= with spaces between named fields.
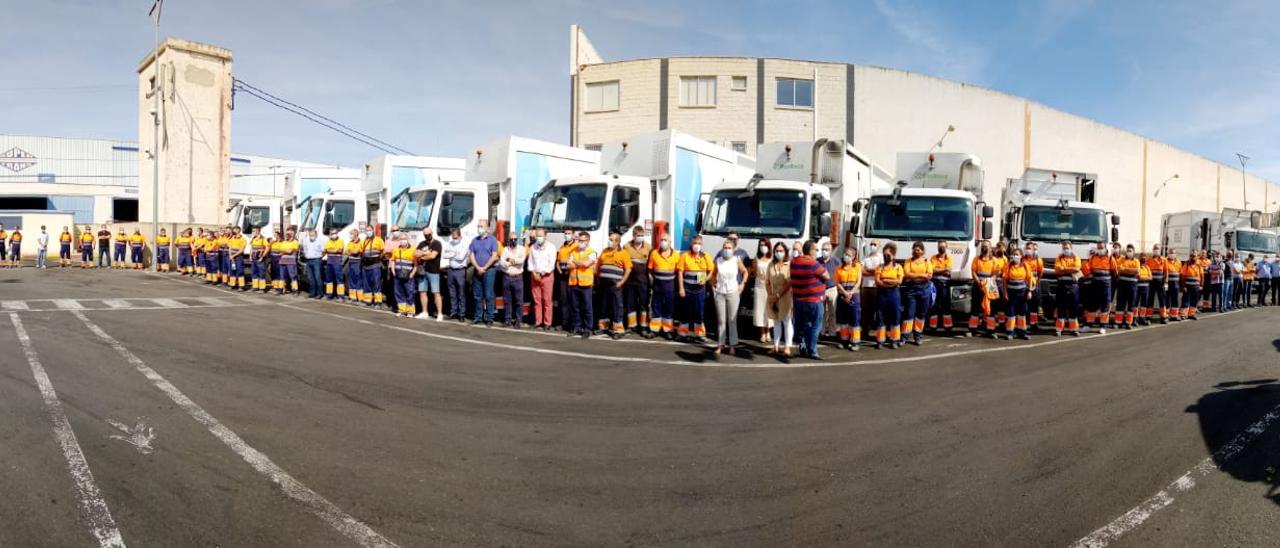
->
xmin=1161 ymin=208 xmax=1277 ymax=258
xmin=229 ymin=166 xmax=362 ymax=237
xmin=531 ymin=129 xmax=753 ymax=251
xmin=299 ymin=156 xmax=464 ymax=244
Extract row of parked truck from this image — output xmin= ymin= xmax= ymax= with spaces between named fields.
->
xmin=229 ymin=131 xmax=1280 ymax=317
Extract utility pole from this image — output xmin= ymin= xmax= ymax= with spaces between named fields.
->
xmin=149 ymin=0 xmax=164 ymax=271
xmin=1237 ymin=152 xmax=1250 ymax=210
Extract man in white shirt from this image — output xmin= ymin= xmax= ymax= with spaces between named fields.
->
xmin=441 ymin=228 xmax=470 ymax=321
xmin=526 ymin=228 xmax=558 ymax=329
xmin=861 ymin=241 xmax=884 ymax=329
xmin=499 ymin=230 xmax=527 ymax=328
xmin=36 ymin=225 xmax=49 ymax=269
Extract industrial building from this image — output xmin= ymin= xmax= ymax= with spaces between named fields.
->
xmin=0 ymin=134 xmax=339 ymax=228
xmin=568 ymin=26 xmax=1279 ymax=248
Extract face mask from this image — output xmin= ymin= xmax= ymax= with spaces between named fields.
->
xmin=634 ymin=237 xmax=645 ymax=245
xmin=1125 ymin=251 xmax=1133 ymax=258
xmin=577 ymin=241 xmax=587 ymax=250
xmin=819 ymin=250 xmax=830 ymax=259
xmin=1025 ymin=249 xmax=1034 ymax=257
xmin=1064 ymin=249 xmax=1073 ymax=256
xmin=844 ymin=255 xmax=853 ymax=263
xmin=478 ymin=229 xmax=487 ymax=237
xmin=981 ymin=248 xmax=991 ymax=256
xmin=692 ymin=244 xmax=702 ymax=253
xmin=535 ymin=236 xmax=545 ymax=245
xmin=774 ymin=251 xmax=785 ymax=260
xmin=451 ymin=236 xmax=459 ymax=243
xmin=1011 ymin=256 xmax=1021 ymax=264
xmin=423 ymin=234 xmax=433 ymax=241
xmin=721 ymin=248 xmax=733 ymax=258
xmin=883 ymin=253 xmax=893 ymax=263
xmin=660 ymin=241 xmax=670 ymax=250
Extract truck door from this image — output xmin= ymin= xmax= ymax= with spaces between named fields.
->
xmin=608 ymin=184 xmax=642 ymax=237
xmin=438 ymin=190 xmax=477 ymax=241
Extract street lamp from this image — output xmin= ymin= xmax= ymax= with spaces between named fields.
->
xmin=1237 ymin=152 xmax=1250 ymax=209
xmin=928 ymin=125 xmax=956 ymax=155
xmin=1153 ymin=174 xmax=1180 ymax=198
xmin=148 ymin=0 xmax=164 ymax=272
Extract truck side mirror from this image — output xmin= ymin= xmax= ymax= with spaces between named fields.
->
xmin=1224 ymin=231 xmax=1234 ymax=250
xmin=1111 ymin=214 xmax=1121 ymax=226
xmin=695 ymin=210 xmax=704 ymax=232
xmin=982 ymin=220 xmax=993 ymax=241
xmin=852 ymin=201 xmax=862 ymax=214
xmin=1000 ymin=221 xmax=1011 ymax=240
xmin=1110 ymin=227 xmax=1120 ymax=243
xmin=817 ymin=197 xmax=832 ymax=213
xmin=848 ymin=214 xmax=860 ymax=234
xmin=443 ymin=193 xmax=454 ymax=207
xmin=817 ymin=214 xmax=832 ymax=237
xmin=982 ymin=205 xmax=995 ymax=219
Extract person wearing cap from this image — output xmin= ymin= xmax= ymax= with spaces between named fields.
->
xmin=499 ymin=230 xmax=528 ymax=328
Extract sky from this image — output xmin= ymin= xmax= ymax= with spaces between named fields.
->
xmin=2 ymin=0 xmax=1278 ymax=179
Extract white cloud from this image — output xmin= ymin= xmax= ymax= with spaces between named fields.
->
xmin=870 ymin=0 xmax=989 ymax=84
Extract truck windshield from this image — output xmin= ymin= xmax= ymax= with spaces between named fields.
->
xmin=530 ymin=184 xmax=606 ymax=231
xmin=1235 ymin=231 xmax=1278 ymax=254
xmin=865 ymin=195 xmax=973 ymax=241
xmin=300 ymin=198 xmax=323 ymax=232
xmin=1021 ymin=205 xmax=1106 ymax=243
xmin=702 ymin=189 xmax=805 ymax=238
xmin=241 ymin=206 xmax=270 ymax=233
xmin=393 ymin=189 xmax=437 ymax=231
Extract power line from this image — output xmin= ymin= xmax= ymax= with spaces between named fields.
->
xmin=231 ymin=78 xmax=416 ymax=156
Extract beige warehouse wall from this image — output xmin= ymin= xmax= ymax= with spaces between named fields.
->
xmin=666 ymin=58 xmax=758 ymax=152
xmin=762 ymin=59 xmax=847 ymax=144
xmin=576 ymin=59 xmax=661 ymax=148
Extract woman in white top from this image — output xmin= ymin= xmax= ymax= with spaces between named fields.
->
xmin=708 ymin=238 xmax=749 ymax=356
xmin=752 ymin=239 xmax=773 ymax=343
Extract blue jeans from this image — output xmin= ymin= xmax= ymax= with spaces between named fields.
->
xmin=472 ymin=268 xmax=497 ymax=321
xmin=1221 ymin=278 xmax=1233 ymax=310
xmin=305 ymin=258 xmax=323 ymax=297
xmin=447 ymin=268 xmax=467 ymax=317
xmin=795 ymin=300 xmax=824 ymax=357
xmin=36 ymin=247 xmax=47 ymax=268
xmin=98 ymin=245 xmax=111 ymax=267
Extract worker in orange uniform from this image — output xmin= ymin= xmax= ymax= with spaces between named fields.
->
xmin=596 ymin=232 xmax=633 ymax=339
xmin=1163 ymin=250 xmax=1183 ymax=320
xmin=344 ymin=229 xmax=364 ymax=301
xmin=647 ymin=235 xmax=679 ymax=339
xmin=556 ymin=228 xmax=578 ymax=331
xmin=1114 ymin=244 xmax=1141 ymax=329
xmin=226 ymin=227 xmax=248 ymax=288
xmin=78 ymin=227 xmax=95 ymax=268
xmin=57 ymin=227 xmax=72 ymax=268
xmin=247 ymin=227 xmax=268 ymax=290
xmin=203 ymin=231 xmax=222 ymax=283
xmin=927 ymin=241 xmax=954 ymax=333
xmin=874 ymin=242 xmax=905 ymax=349
xmin=113 ymin=227 xmax=128 ymax=268
xmin=1053 ymin=240 xmax=1083 ymax=336
xmin=567 ymin=231 xmax=598 ymax=339
xmin=1180 ymin=257 xmax=1202 ymax=320
xmin=155 ymin=228 xmax=171 ymax=272
xmin=1001 ymin=247 xmax=1037 ymax=340
xmin=390 ymin=237 xmax=417 ymax=317
xmin=835 ymin=247 xmax=862 ymax=351
xmin=991 ymin=241 xmax=1009 ymax=329
xmin=193 ymin=229 xmax=207 ymax=277
xmin=360 ymin=227 xmax=386 ymax=306
xmin=273 ymin=230 xmax=301 ymax=295
xmin=1023 ymin=242 xmax=1045 ymax=327
xmin=1082 ymin=242 xmax=1116 ymax=331
xmin=676 ymin=235 xmax=714 ymax=343
xmin=901 ymin=241 xmax=932 ymax=346
xmin=1198 ymin=251 xmax=1212 ymax=310
xmin=1136 ymin=252 xmax=1153 ymax=326
xmin=1145 ymin=245 xmax=1168 ymax=323
xmin=127 ymin=228 xmax=145 ymax=269
xmin=175 ymin=228 xmax=193 ymax=274
xmin=968 ymin=241 xmax=999 ymax=337
xmin=322 ymin=229 xmax=346 ymax=299
xmin=6 ymin=227 xmax=21 ymax=267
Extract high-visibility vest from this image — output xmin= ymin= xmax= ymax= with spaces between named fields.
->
xmin=1146 ymin=257 xmax=1167 ymax=279
xmin=1086 ymin=256 xmax=1114 ymax=281
xmin=648 ymin=250 xmax=679 ymax=283
xmin=875 ymin=262 xmax=904 ymax=288
xmin=128 ymin=234 xmax=144 ymax=248
xmin=157 ymin=235 xmax=170 ymax=246
xmin=1165 ymin=259 xmax=1182 ymax=282
xmin=677 ymin=251 xmax=712 ymax=287
xmin=250 ymin=237 xmax=269 ymax=260
xmin=324 ymin=239 xmax=344 ymax=266
xmin=10 ymin=231 xmax=21 ymax=244
xmin=930 ymin=254 xmax=952 ymax=281
xmin=597 ymin=247 xmax=631 ymax=282
xmin=1004 ymin=263 xmax=1036 ymax=291
xmin=391 ymin=247 xmax=415 ymax=277
xmin=835 ymin=264 xmax=861 ymax=290
xmin=569 ymin=248 xmax=596 ymax=287
xmin=557 ymin=243 xmax=576 ymax=272
xmin=903 ymin=257 xmax=932 ymax=284
xmin=1116 ymin=257 xmax=1141 ymax=282
xmin=1181 ymin=264 xmax=1202 ymax=285
xmin=60 ymin=232 xmax=73 ymax=244
xmin=276 ymin=240 xmax=299 ymax=265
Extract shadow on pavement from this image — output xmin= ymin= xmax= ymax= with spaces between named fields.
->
xmin=1273 ymin=338 xmax=1280 ymax=352
xmin=1186 ymin=380 xmax=1280 ymax=505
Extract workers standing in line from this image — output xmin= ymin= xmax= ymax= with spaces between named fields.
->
xmin=1082 ymin=242 xmax=1115 ymax=331
xmin=874 ymin=242 xmax=905 ymax=349
xmin=1053 ymin=241 xmax=1082 ymax=337
xmin=247 ymin=227 xmax=267 ymax=290
xmin=1146 ymin=245 xmax=1168 ymax=323
xmin=112 ymin=227 xmax=127 ymax=268
xmin=226 ymin=227 xmax=248 ymax=288
xmin=344 ymin=228 xmax=364 ymax=302
xmin=1024 ymin=242 xmax=1044 ymax=327
xmin=274 ymin=230 xmax=300 ymax=295
xmin=566 ymin=230 xmax=598 ymax=339
xmin=6 ymin=227 xmax=22 ymax=268
xmin=1164 ymin=250 xmax=1183 ymax=320
xmin=927 ymin=241 xmax=953 ymax=333
xmin=128 ymin=228 xmax=145 ymax=269
xmin=648 ymin=235 xmax=679 ymax=340
xmin=676 ymin=235 xmax=713 ymax=343
xmin=624 ymin=226 xmax=652 ymax=338
xmin=361 ymin=226 xmax=386 ymax=307
xmin=1136 ymin=252 xmax=1152 ymax=326
xmin=390 ymin=237 xmax=417 ymax=317
xmin=1114 ymin=244 xmax=1140 ymax=329
xmin=968 ymin=241 xmax=999 ymax=337
xmin=499 ymin=230 xmax=528 ymax=328
xmin=1180 ymin=256 xmax=1203 ymax=320
xmin=1002 ymin=247 xmax=1036 ymax=340
xmin=79 ymin=226 xmax=95 ymax=268
xmin=322 ymin=229 xmax=345 ymax=300
xmin=901 ymin=241 xmax=932 ymax=345
xmin=556 ymin=227 xmax=577 ymax=331
xmin=176 ymin=228 xmax=193 ymax=275
xmin=217 ymin=227 xmax=232 ymax=285
xmin=59 ymin=226 xmax=73 ymax=268
xmin=155 ymin=228 xmax=170 ymax=272
xmin=596 ymin=232 xmax=631 ymax=338
xmin=834 ymin=246 xmax=862 ymax=351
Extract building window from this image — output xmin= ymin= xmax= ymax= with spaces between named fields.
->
xmin=680 ymin=76 xmax=717 ymax=107
xmin=731 ymin=142 xmax=747 ymax=154
xmin=584 ymin=81 xmax=619 ymax=112
xmin=731 ymin=76 xmax=747 ymax=91
xmin=583 ymin=144 xmax=603 ymax=152
xmin=776 ymin=78 xmax=814 ymax=108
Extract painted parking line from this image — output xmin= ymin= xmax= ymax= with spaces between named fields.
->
xmin=71 ymin=311 xmax=398 ymax=548
xmin=1069 ymin=402 xmax=1280 ymax=548
xmin=2 ymin=300 xmax=30 ymax=311
xmin=53 ymin=299 xmax=85 ymax=310
xmin=9 ymin=313 xmax=125 ymax=548
xmin=101 ymin=300 xmax=133 ymax=309
xmin=150 ymin=298 xmax=188 ymax=308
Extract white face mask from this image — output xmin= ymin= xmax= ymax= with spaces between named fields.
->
xmin=660 ymin=241 xmax=670 ymax=250
xmin=477 ymin=228 xmax=487 ymax=237
xmin=1064 ymin=249 xmax=1074 ymax=256
xmin=577 ymin=241 xmax=587 ymax=250
xmin=774 ymin=251 xmax=785 ymax=260
xmin=691 ymin=244 xmax=702 ymax=253
xmin=1011 ymin=256 xmax=1021 ymax=264
xmin=535 ymin=236 xmax=545 ymax=245
xmin=634 ymin=237 xmax=645 ymax=245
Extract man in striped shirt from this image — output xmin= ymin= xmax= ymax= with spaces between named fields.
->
xmin=790 ymin=240 xmax=830 ymax=360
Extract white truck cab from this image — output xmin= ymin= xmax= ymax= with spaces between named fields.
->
xmin=1002 ymin=169 xmax=1119 ymax=293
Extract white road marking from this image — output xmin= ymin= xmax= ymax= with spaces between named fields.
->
xmin=101 ymin=300 xmax=133 ymax=309
xmin=71 ymin=311 xmax=398 ymax=548
xmin=105 ymin=418 xmax=156 ymax=455
xmin=2 ymin=300 xmax=30 ymax=310
xmin=9 ymin=313 xmax=125 ymax=548
xmin=1069 ymin=402 xmax=1280 ymax=548
xmin=194 ymin=297 xmax=226 ymax=307
xmin=150 ymin=298 xmax=187 ymax=308
xmin=53 ymin=299 xmax=85 ymax=310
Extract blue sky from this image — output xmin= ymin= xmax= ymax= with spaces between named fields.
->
xmin=2 ymin=0 xmax=1278 ymax=178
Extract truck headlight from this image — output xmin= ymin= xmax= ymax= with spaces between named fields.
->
xmin=952 ymin=285 xmax=969 ymax=301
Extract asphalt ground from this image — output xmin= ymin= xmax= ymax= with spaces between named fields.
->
xmin=1 ymin=266 xmax=1277 ymax=547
